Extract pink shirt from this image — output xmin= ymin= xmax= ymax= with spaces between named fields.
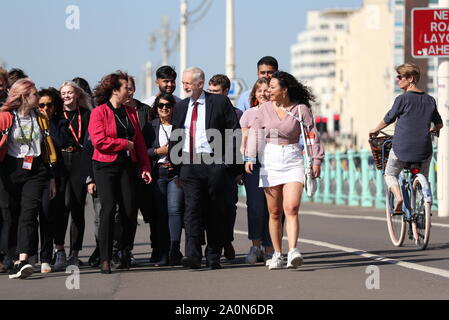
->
xmin=240 ymin=107 xmax=259 ymax=129
xmin=247 ymin=102 xmax=324 ymax=166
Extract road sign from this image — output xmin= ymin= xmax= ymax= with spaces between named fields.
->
xmin=412 ymin=8 xmax=449 ymax=58
xmin=228 ymin=79 xmax=246 ymax=98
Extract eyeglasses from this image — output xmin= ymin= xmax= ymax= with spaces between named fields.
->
xmin=396 ymin=75 xmax=406 ymax=80
xmin=38 ymin=102 xmax=54 ymax=108
xmin=157 ymin=103 xmax=173 ymax=109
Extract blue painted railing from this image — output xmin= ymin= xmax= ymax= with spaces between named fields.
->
xmin=239 ymin=146 xmax=439 ymax=211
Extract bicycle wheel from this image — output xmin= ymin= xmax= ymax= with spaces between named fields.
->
xmin=411 ymin=176 xmax=431 ymax=250
xmin=385 ymin=190 xmax=406 ymax=246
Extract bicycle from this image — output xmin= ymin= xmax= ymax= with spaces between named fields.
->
xmin=369 ymin=132 xmax=433 ymax=250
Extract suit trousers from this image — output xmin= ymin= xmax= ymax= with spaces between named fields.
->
xmin=93 ymin=157 xmax=138 ymax=262
xmin=180 ymin=162 xmax=227 ymax=263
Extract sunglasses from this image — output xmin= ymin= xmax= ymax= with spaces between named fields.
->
xmin=396 ymin=75 xmax=406 ymax=80
xmin=157 ymin=103 xmax=173 ymax=109
xmin=38 ymin=102 xmax=54 ymax=108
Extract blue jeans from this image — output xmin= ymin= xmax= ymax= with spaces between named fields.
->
xmin=153 ymin=166 xmax=184 ymax=252
xmin=244 ymin=163 xmax=272 ymax=247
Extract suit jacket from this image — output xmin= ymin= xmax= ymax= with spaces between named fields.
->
xmin=168 ymin=91 xmax=243 ymax=176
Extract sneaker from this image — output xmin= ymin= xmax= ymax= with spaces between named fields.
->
xmin=264 ymin=252 xmax=273 ymax=266
xmin=41 ymin=262 xmax=52 ymax=273
xmin=9 ymin=261 xmax=33 ymax=279
xmin=268 ymin=252 xmax=283 ymax=270
xmin=67 ymin=256 xmax=79 ymax=267
xmin=287 ymin=248 xmax=303 ymax=269
xmin=53 ymin=250 xmax=67 ymax=271
xmin=245 ymin=246 xmax=262 ymax=264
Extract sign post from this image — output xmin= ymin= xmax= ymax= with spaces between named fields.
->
xmin=412 ymin=6 xmax=449 ymax=217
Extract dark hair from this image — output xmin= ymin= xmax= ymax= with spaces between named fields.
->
xmin=271 ymin=71 xmax=315 ymax=108
xmin=257 ymin=56 xmax=278 ymax=70
xmin=38 ymin=87 xmax=64 ymax=115
xmin=153 ymin=93 xmax=176 ymax=119
xmin=208 ymin=74 xmax=231 ymax=91
xmin=249 ymin=77 xmax=270 ymax=107
xmin=156 ymin=66 xmax=177 ymax=80
xmin=7 ymin=68 xmax=28 ymax=89
xmin=128 ymin=76 xmax=136 ymax=90
xmin=72 ymin=77 xmax=93 ymax=97
xmin=94 ymin=71 xmax=129 ymax=105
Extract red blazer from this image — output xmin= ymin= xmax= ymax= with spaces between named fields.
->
xmin=88 ymin=103 xmax=151 ymax=173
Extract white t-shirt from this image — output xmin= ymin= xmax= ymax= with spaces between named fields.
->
xmin=158 ymin=124 xmax=172 ymax=163
xmin=7 ymin=111 xmax=42 ymax=158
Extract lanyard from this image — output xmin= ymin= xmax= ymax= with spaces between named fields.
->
xmin=160 ymin=123 xmax=171 ymax=141
xmin=63 ymin=108 xmax=82 ymax=144
xmin=13 ymin=110 xmax=35 ymax=153
xmin=114 ymin=112 xmax=130 ymax=140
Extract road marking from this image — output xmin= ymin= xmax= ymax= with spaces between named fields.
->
xmin=237 ymin=202 xmax=449 ymax=228
xmin=234 ymin=229 xmax=449 ymax=280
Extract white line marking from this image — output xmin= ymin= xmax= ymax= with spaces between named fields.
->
xmin=237 ymin=202 xmax=449 ymax=228
xmin=234 ymin=229 xmax=449 ymax=280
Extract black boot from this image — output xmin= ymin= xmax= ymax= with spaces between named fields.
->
xmin=169 ymin=241 xmax=183 ymax=266
xmin=88 ymin=246 xmax=100 ymax=268
xmin=120 ymin=250 xmax=130 ymax=270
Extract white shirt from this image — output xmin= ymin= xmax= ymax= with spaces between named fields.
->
xmin=143 ymin=94 xmax=181 ymax=108
xmin=182 ymin=91 xmax=212 ymax=154
xmin=158 ymin=124 xmax=172 ymax=163
xmin=7 ymin=111 xmax=42 ymax=158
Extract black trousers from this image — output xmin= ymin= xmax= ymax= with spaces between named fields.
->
xmin=93 ymin=157 xmax=138 ymax=263
xmin=1 ymin=155 xmax=48 ymax=257
xmin=53 ymin=151 xmax=87 ymax=252
xmin=179 ymin=162 xmax=227 ymax=263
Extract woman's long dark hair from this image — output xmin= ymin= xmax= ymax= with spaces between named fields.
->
xmin=271 ymin=71 xmax=315 ymax=108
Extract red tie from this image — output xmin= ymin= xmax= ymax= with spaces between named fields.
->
xmin=189 ymin=101 xmax=198 ymax=160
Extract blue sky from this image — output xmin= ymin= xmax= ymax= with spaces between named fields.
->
xmin=0 ymin=0 xmax=362 ymax=99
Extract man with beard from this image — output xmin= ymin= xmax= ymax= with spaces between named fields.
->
xmin=143 ymin=66 xmax=181 ymax=112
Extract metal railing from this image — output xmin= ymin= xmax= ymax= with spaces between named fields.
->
xmin=239 ymin=146 xmax=439 ymax=211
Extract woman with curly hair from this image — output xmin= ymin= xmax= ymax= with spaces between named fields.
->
xmin=246 ymin=71 xmax=324 ymax=270
xmin=89 ymin=71 xmax=151 ymax=274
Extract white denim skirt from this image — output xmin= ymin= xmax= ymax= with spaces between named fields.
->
xmin=259 ymin=143 xmax=305 ymax=188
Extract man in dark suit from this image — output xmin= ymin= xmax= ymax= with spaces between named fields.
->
xmin=169 ymin=67 xmax=242 ymax=269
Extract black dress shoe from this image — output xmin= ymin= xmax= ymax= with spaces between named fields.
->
xmin=181 ymin=256 xmax=201 ymax=269
xmin=206 ymin=260 xmax=223 ymax=270
xmin=100 ymin=261 xmax=111 ymax=274
xmin=223 ymin=242 xmax=235 ymax=260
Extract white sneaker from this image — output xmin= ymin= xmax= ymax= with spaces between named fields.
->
xmin=245 ymin=246 xmax=260 ymax=264
xmin=41 ymin=262 xmax=52 ymax=273
xmin=287 ymin=248 xmax=303 ymax=269
xmin=268 ymin=252 xmax=283 ymax=270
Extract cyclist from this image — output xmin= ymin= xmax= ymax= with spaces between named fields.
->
xmin=369 ymin=63 xmax=442 ymax=214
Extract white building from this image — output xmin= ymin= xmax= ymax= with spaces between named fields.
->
xmin=290 ymin=9 xmax=356 ymax=134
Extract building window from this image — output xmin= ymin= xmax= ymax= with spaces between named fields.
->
xmin=320 ymin=24 xmax=329 ymax=30
xmin=335 ymin=24 xmax=345 ymax=30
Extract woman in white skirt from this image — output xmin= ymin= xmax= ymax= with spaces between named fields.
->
xmin=245 ymin=71 xmax=324 ymax=270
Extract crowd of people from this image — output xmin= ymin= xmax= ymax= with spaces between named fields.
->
xmin=0 ymin=55 xmax=326 ymax=279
